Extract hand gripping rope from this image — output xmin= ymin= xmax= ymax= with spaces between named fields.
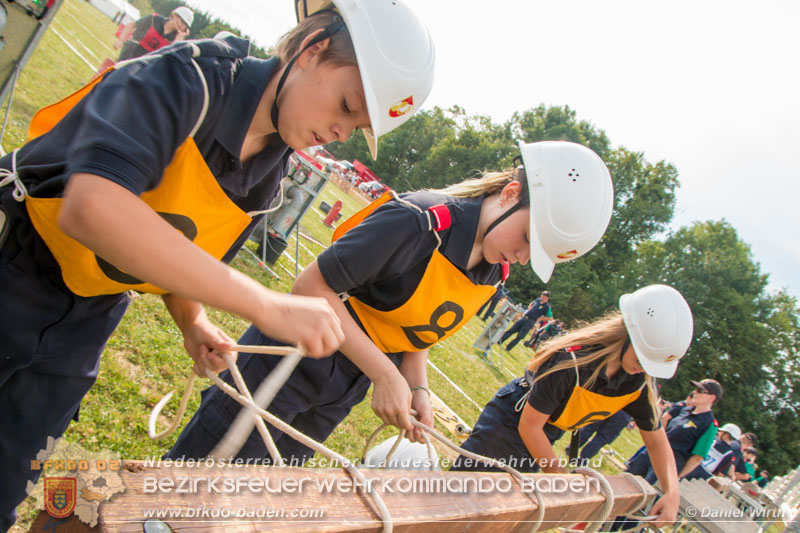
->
xmin=149 ymin=344 xmax=653 ymax=533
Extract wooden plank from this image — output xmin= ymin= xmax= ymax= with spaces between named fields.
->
xmin=675 ymin=478 xmax=759 ymax=533
xmin=28 ymin=462 xmax=656 ymax=532
xmin=429 ymin=390 xmax=472 ymax=442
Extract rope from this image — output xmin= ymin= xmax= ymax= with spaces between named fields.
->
xmin=147 ymin=343 xmax=298 ymax=441
xmin=404 ymin=414 xmax=547 ymax=533
xmin=572 ymin=466 xmax=616 ymax=533
xmin=148 ymin=374 xmax=196 ymax=440
xmin=360 ymin=424 xmax=437 ymax=471
xmin=205 ymin=361 xmax=395 ymax=533
xmin=560 ymin=470 xmax=659 ymax=533
xmin=210 ymin=349 xmax=304 ymax=461
xmin=212 ymin=353 xmax=284 ymax=466
xmin=149 ymin=340 xmax=656 ymax=533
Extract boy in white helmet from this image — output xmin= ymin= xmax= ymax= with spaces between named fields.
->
xmin=0 ymin=1 xmax=434 ymax=528
xmin=685 ymin=422 xmax=741 ymax=480
xmin=114 ymin=7 xmax=194 ymax=61
xmin=167 ymin=141 xmax=615 ymax=467
xmin=451 ymin=284 xmax=693 ymax=528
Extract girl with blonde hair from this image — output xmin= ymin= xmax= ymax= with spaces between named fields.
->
xmin=452 ymin=284 xmax=693 ymax=527
xmin=168 ymin=141 xmax=614 ymax=465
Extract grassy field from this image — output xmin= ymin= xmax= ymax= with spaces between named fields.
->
xmin=6 ymin=1 xmax=646 ymax=530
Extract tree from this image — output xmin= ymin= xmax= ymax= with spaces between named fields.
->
xmin=756 ymin=291 xmax=800 ymax=474
xmin=504 ymin=108 xmax=679 ymax=316
xmin=628 ymin=221 xmax=800 ymax=474
xmin=148 ymin=0 xmax=269 ymax=57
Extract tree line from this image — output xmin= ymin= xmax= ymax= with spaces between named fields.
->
xmin=329 ymin=104 xmax=800 ymax=476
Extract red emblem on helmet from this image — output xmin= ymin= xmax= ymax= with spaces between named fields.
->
xmin=389 ymin=96 xmax=414 ymax=117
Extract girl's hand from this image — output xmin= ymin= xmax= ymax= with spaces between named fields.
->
xmin=648 ymin=491 xmax=679 ymax=527
xmin=409 ymin=389 xmax=433 ymax=443
xmin=256 ymin=293 xmax=345 ymax=358
xmin=182 ymin=315 xmax=235 ymax=376
xmin=371 ymin=369 xmax=413 ymax=432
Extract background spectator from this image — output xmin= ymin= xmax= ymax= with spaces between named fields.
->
xmin=500 ymin=291 xmax=552 ymax=350
xmin=627 ymin=378 xmax=722 ymax=482
xmin=114 ymin=7 xmax=193 ymax=61
xmin=478 ymin=284 xmax=510 ymax=321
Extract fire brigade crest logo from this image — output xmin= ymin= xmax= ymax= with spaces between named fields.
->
xmin=44 ymin=477 xmax=77 ymax=519
xmin=389 ymin=96 xmax=414 ymax=117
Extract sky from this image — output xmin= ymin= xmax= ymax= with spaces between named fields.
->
xmin=187 ymin=0 xmax=800 ymax=300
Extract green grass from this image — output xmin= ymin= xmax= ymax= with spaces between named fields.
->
xmin=1 ymin=0 xmax=119 ymax=151
xmin=8 ymin=4 xmax=645 ymax=530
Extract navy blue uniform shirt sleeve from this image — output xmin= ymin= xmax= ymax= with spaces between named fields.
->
xmin=67 ymin=48 xmax=212 ymax=195
xmin=317 ymin=200 xmax=435 ymax=294
xmin=667 ymin=401 xmax=685 ymax=419
xmin=526 ymin=351 xmax=575 ymax=417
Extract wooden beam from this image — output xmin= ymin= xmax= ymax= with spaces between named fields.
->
xmin=29 ymin=461 xmax=656 ymax=532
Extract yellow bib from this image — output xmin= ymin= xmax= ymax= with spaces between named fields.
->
xmin=332 ymin=192 xmax=497 ymax=353
xmin=548 ymin=350 xmax=644 ymax=431
xmin=21 ymin=65 xmax=252 ymax=297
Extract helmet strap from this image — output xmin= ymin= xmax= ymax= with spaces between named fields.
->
xmin=270 ymin=14 xmax=346 ymax=141
xmin=484 ymin=198 xmax=527 ymax=239
xmin=620 ymin=337 xmax=631 ymax=361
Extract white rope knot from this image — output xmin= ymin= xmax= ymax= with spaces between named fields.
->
xmin=571 ymin=466 xmax=615 ymax=533
xmin=0 ymin=150 xmax=29 ymax=202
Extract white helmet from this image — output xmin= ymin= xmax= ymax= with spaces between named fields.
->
xmin=619 ymin=284 xmax=694 ymax=379
xmin=172 ymin=6 xmax=193 ymax=27
xmin=519 ymin=141 xmax=614 ymax=283
xmin=362 ymin=435 xmax=440 ymax=470
xmin=296 ymin=0 xmax=435 ymax=159
xmin=719 ymin=423 xmax=742 ymax=440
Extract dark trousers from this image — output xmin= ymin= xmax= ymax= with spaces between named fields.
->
xmin=451 ymin=377 xmax=550 ymax=473
xmin=167 ymin=325 xmax=380 ymax=464
xmin=570 ymin=411 xmax=631 ymax=461
xmin=479 ymin=291 xmax=502 ymax=320
xmin=0 ymin=248 xmax=129 ymax=532
xmin=500 ymin=318 xmax=535 ymax=350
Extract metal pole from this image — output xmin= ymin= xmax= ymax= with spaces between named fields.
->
xmin=294 ymin=223 xmax=300 ymax=278
xmin=260 ymin=219 xmax=268 ymax=264
xmin=0 ymin=62 xmax=20 ymax=147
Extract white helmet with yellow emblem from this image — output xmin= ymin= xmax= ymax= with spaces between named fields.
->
xmin=518 ymin=141 xmax=615 ymax=282
xmin=620 ymin=284 xmax=694 ymax=379
xmin=295 ymin=0 xmax=436 ymax=159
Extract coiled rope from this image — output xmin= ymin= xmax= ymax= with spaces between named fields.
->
xmin=149 ymin=345 xmax=653 ymax=533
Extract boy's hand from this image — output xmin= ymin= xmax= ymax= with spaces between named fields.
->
xmin=257 ymin=293 xmax=344 ymax=358
xmin=182 ymin=316 xmax=235 ymax=376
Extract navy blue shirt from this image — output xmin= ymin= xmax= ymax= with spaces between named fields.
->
xmin=524 ymin=347 xmax=659 ymax=443
xmin=705 ymin=438 xmax=736 ymax=475
xmin=729 ymin=440 xmax=748 ymax=475
xmin=665 ymin=405 xmax=716 ymax=458
xmin=318 ymin=191 xmax=502 ymax=312
xmin=0 ymin=37 xmax=290 ymax=269
xmin=523 ymin=297 xmax=550 ymax=321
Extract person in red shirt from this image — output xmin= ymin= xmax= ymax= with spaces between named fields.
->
xmin=114 ymin=7 xmax=194 ymax=61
